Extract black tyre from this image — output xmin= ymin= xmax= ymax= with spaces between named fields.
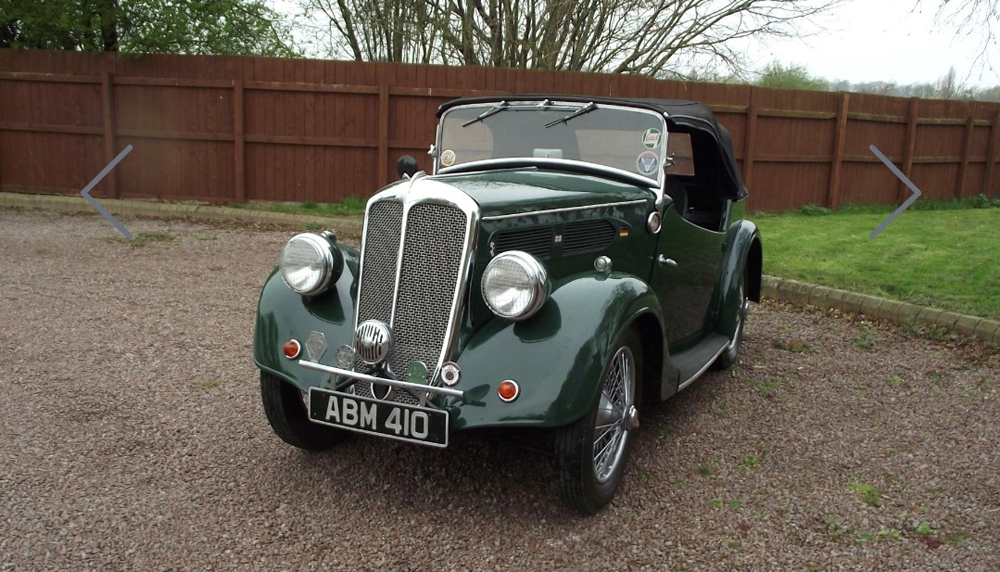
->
xmin=260 ymin=371 xmax=347 ymax=451
xmin=714 ymin=271 xmax=749 ymax=370
xmin=555 ymin=328 xmax=643 ymax=514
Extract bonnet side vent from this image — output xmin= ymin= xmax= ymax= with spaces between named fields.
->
xmin=493 ymin=227 xmax=553 ymax=259
xmin=563 ymin=220 xmax=616 ymax=255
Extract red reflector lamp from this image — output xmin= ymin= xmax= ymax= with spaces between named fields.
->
xmin=498 ymin=379 xmax=519 ymax=402
xmin=283 ymin=340 xmax=301 ymax=359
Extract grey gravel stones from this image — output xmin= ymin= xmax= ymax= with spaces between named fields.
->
xmin=1 ymin=210 xmax=998 ymax=571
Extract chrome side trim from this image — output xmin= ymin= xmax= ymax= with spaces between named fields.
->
xmin=481 ymin=199 xmax=647 ymax=221
xmin=298 ymin=360 xmax=465 ymax=399
xmin=676 ymin=344 xmax=728 ymax=392
xmin=438 ymin=157 xmax=657 ymax=190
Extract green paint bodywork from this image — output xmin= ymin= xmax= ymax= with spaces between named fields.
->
xmin=253 ymin=166 xmax=761 ymax=432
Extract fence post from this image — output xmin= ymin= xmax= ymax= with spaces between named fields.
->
xmin=957 ymin=111 xmax=974 ymax=200
xmin=100 ymin=68 xmax=118 ymax=198
xmin=901 ymin=97 xmax=919 ymax=201
xmin=984 ymin=107 xmax=1000 ymax=197
xmin=827 ymin=92 xmax=850 ymax=210
xmin=233 ymin=80 xmax=245 ymax=203
xmin=377 ymin=67 xmax=389 ymax=189
xmin=743 ymin=88 xmax=759 ymax=191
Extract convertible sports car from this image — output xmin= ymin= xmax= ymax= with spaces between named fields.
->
xmin=254 ymin=95 xmax=762 ymax=513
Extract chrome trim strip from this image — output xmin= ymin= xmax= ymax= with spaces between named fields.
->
xmin=299 ymin=360 xmax=465 ymax=399
xmin=676 ymin=344 xmax=728 ymax=392
xmin=438 ymin=158 xmax=657 ymax=190
xmin=481 ymin=199 xmax=647 ymax=221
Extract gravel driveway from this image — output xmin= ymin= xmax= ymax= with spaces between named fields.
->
xmin=2 ymin=209 xmax=998 ymax=571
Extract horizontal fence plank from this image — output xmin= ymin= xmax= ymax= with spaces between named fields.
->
xmin=114 ymin=76 xmax=235 ymax=88
xmin=755 ymin=154 xmax=832 ymax=163
xmin=0 ymin=121 xmax=103 ymax=135
xmin=117 ymin=128 xmax=235 ymax=142
xmin=245 ymin=134 xmax=378 ymax=147
xmin=759 ymin=109 xmax=838 ymax=120
xmin=847 ymin=111 xmax=908 ymax=124
xmin=0 ymin=71 xmax=100 ymax=84
xmin=1 ymin=49 xmax=998 ymax=210
xmin=245 ymin=80 xmax=378 ymax=94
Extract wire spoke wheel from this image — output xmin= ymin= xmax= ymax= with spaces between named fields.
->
xmin=592 ymin=346 xmax=635 ymax=484
xmin=556 ymin=328 xmax=643 ymax=514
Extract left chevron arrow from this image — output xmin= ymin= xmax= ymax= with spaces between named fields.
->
xmin=80 ymin=144 xmax=134 ymax=239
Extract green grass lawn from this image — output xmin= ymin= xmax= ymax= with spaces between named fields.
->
xmin=229 ymin=197 xmax=366 ymax=217
xmin=752 ymin=206 xmax=1000 ymax=320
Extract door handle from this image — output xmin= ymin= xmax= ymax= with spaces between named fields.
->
xmin=657 ymin=255 xmax=678 ymax=267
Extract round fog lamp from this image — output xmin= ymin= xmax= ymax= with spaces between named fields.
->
xmin=481 ymin=251 xmax=548 ymax=320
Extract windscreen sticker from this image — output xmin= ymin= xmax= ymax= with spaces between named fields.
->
xmin=636 ymin=151 xmax=659 ymax=175
xmin=641 ymin=128 xmax=662 ymax=149
xmin=440 ymin=149 xmax=456 ymax=167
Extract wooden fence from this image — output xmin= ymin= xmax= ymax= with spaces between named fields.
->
xmin=1 ymin=49 xmax=998 ymax=212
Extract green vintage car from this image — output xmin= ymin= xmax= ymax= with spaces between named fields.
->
xmin=255 ymin=96 xmax=762 ymax=513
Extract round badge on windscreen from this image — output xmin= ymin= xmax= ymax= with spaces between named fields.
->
xmin=636 ymin=151 xmax=659 ymax=176
xmin=641 ymin=128 xmax=661 ymax=149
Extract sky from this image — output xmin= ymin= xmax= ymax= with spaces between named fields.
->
xmin=280 ymin=0 xmax=999 ymax=89
xmin=742 ymin=0 xmax=999 ymax=87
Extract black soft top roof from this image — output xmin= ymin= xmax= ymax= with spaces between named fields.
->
xmin=438 ymin=95 xmax=747 ymax=199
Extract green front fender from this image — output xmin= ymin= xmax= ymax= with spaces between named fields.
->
xmin=716 ymin=215 xmax=763 ymax=339
xmin=253 ymin=246 xmax=359 ymax=391
xmin=445 ymin=272 xmax=665 ymax=430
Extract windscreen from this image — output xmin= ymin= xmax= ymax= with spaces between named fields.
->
xmin=437 ymin=102 xmax=668 ymax=184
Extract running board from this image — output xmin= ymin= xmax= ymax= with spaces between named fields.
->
xmin=672 ymin=333 xmax=729 ymax=392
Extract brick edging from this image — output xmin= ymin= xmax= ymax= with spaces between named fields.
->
xmin=762 ymin=275 xmax=1000 ymax=345
xmin=0 ymin=192 xmax=362 ymax=236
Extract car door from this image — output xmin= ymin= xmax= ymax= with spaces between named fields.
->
xmin=650 ymin=186 xmax=726 ymax=349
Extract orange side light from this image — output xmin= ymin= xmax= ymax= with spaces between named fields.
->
xmin=498 ymin=380 xmax=519 ymax=402
xmin=283 ymin=340 xmax=301 ymax=359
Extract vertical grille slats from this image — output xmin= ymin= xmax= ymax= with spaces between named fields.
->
xmin=390 ymin=203 xmax=467 ymax=378
xmin=352 ymin=197 xmax=469 ymax=405
xmin=356 ymin=201 xmax=404 ymax=325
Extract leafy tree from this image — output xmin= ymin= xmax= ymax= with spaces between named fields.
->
xmin=302 ymin=0 xmax=844 ymax=76
xmin=0 ymin=0 xmax=299 ymax=56
xmin=756 ymin=62 xmax=830 ymax=91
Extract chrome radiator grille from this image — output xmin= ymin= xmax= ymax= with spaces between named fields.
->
xmin=356 ymin=201 xmax=404 ymax=325
xmin=388 ymin=203 xmax=468 ymax=377
xmin=353 ymin=193 xmax=473 ymax=403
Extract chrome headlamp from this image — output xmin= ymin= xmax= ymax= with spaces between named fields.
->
xmin=481 ymin=251 xmax=548 ymax=320
xmin=279 ymin=233 xmax=342 ymax=296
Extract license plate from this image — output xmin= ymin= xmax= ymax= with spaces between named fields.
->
xmin=308 ymin=387 xmax=449 ymax=447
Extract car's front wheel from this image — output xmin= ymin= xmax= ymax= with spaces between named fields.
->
xmin=260 ymin=372 xmax=347 ymax=451
xmin=555 ymin=328 xmax=643 ymax=514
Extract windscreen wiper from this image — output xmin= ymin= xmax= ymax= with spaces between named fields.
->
xmin=544 ymin=101 xmax=597 ymax=128
xmin=462 ymin=101 xmax=509 ymax=127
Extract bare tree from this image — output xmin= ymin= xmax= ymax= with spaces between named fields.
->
xmin=920 ymin=0 xmax=999 ymax=72
xmin=303 ymin=0 xmax=842 ymax=76
xmin=301 ymin=0 xmax=445 ymax=62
